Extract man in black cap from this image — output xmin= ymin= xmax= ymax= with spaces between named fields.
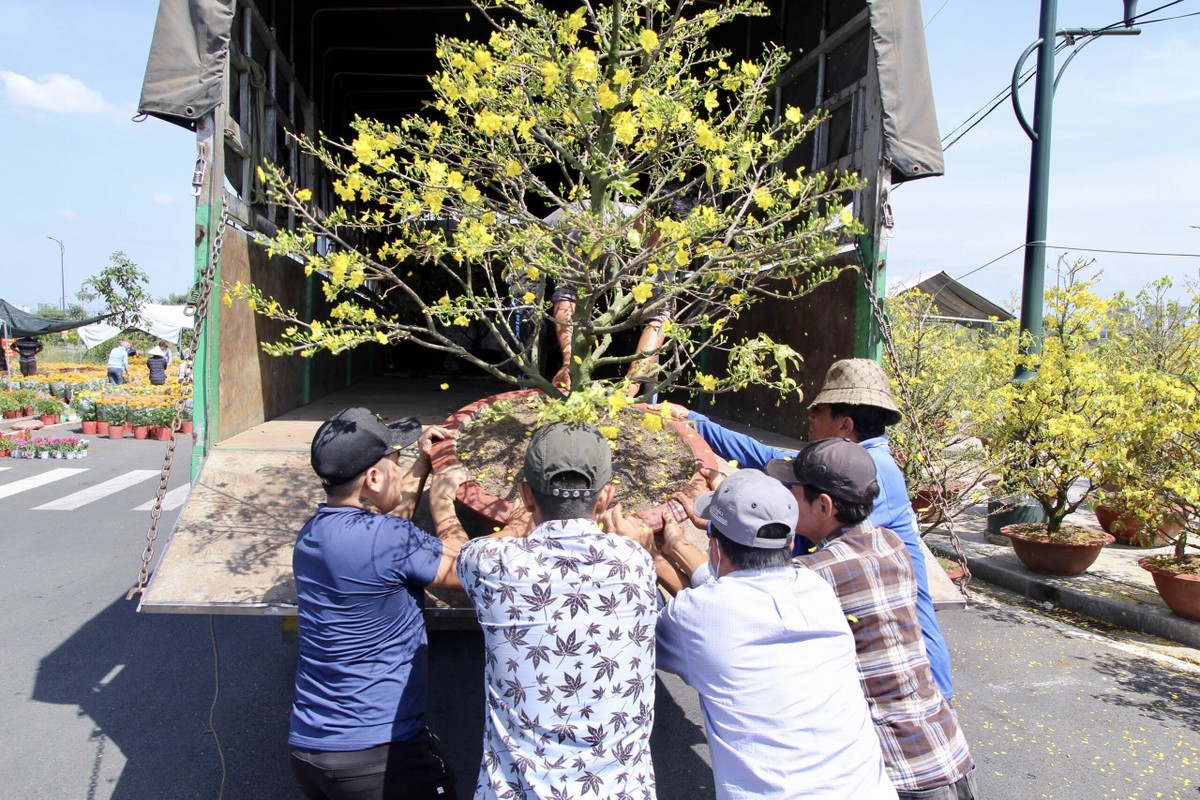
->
xmin=767 ymin=440 xmax=978 ymax=800
xmin=455 ymin=422 xmax=659 ymax=800
xmin=289 ymin=406 xmax=469 ymax=800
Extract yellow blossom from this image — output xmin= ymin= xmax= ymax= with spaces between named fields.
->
xmin=522 ymin=292 xmax=535 ymax=304
xmin=453 ymin=316 xmax=469 ymax=327
xmin=573 ymin=48 xmax=598 ymax=84
xmin=439 ymin=383 xmax=449 ymax=390
xmin=295 ymin=188 xmax=312 ymax=202
xmin=475 ymin=111 xmax=503 ymax=135
xmin=753 ymin=186 xmax=774 ymax=210
xmin=729 ymin=293 xmax=743 ymax=306
xmin=612 ymin=111 xmax=638 ymax=144
xmin=639 ymin=28 xmax=659 ymax=52
xmin=597 ymin=83 xmax=619 ymax=110
xmin=222 ymin=292 xmax=232 ymax=308
xmin=785 ymin=106 xmax=803 ymax=124
xmin=631 ymin=283 xmax=654 ymax=303
xmin=642 ymin=414 xmax=663 ymax=433
xmin=505 ymin=160 xmax=522 ymax=178
xmin=598 ymin=425 xmax=619 ymax=441
xmin=525 ymin=265 xmax=540 ymax=280
xmin=704 ymin=90 xmax=718 ymax=112
xmin=612 ymin=68 xmax=632 ymax=87
xmin=607 ymin=393 xmax=629 ymax=414
xmin=696 ymin=373 xmax=718 ymax=391
xmin=540 ymin=62 xmax=560 ymax=93
xmin=840 ymin=207 xmax=854 ymax=225
xmin=375 ymin=331 xmax=389 ymax=345
xmin=462 ymin=185 xmax=482 ymax=204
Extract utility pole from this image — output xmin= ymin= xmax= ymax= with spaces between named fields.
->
xmin=1011 ymin=0 xmax=1139 ymax=380
xmin=46 ymin=236 xmax=66 ymax=312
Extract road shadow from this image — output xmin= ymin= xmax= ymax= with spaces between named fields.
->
xmin=1090 ymin=651 xmax=1200 ymax=734
xmin=32 ymin=595 xmax=294 ymax=799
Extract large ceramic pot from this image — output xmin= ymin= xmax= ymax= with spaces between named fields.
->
xmin=1093 ymin=504 xmax=1179 ymax=547
xmin=431 ymin=388 xmax=720 ymax=534
xmin=1002 ymin=524 xmax=1115 ymax=576
xmin=1138 ymin=557 xmax=1200 ymax=621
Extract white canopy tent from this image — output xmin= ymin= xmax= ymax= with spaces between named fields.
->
xmin=76 ymin=304 xmax=194 ymax=350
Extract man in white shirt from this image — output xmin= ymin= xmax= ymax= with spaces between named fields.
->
xmin=654 ymin=469 xmax=896 ymax=800
xmin=456 ymin=423 xmax=658 ymax=800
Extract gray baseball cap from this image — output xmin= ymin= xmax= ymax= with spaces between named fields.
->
xmin=694 ymin=469 xmax=797 ymax=549
xmin=524 ymin=422 xmax=612 ymax=498
xmin=764 ymin=438 xmax=880 ymax=505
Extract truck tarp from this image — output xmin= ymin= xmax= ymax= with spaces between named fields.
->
xmin=136 ymin=0 xmax=943 ymax=179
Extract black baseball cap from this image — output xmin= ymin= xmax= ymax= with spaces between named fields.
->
xmin=524 ymin=422 xmax=612 ymax=498
xmin=310 ymin=406 xmax=423 ymax=486
xmin=764 ymin=438 xmax=880 ymax=505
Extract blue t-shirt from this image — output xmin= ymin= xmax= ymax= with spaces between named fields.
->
xmin=289 ymin=505 xmax=444 ymax=750
xmin=687 ymin=411 xmax=955 ymax=701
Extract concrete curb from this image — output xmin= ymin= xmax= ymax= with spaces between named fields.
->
xmin=927 ymin=535 xmax=1200 ymax=650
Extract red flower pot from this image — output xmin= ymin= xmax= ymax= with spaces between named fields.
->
xmin=133 ymin=425 xmax=150 ymax=440
xmin=152 ymin=426 xmax=173 ymax=441
xmin=1138 ymin=557 xmax=1200 ymax=621
xmin=107 ymin=424 xmax=126 ymax=440
xmin=39 ymin=414 xmax=56 ymax=426
xmin=430 ymin=388 xmax=720 ymax=535
xmin=180 ymin=420 xmax=194 ymax=435
xmin=1 ymin=410 xmax=18 ymax=420
xmin=1093 ymin=504 xmax=1179 ymax=547
xmin=81 ymin=420 xmax=98 ymax=434
xmin=96 ymin=421 xmax=110 ymax=434
xmin=1003 ymin=524 xmax=1115 ymax=576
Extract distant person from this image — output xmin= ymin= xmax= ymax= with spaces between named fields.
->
xmin=145 ymin=343 xmax=169 ymax=386
xmin=106 ymin=341 xmax=133 ymax=385
xmin=653 ymin=469 xmax=897 ymax=799
xmin=456 ymin=422 xmax=658 ymax=799
xmin=771 ymin=440 xmax=978 ymax=799
xmin=12 ymin=336 xmax=43 ymax=377
xmin=291 ymin=406 xmax=469 ymax=800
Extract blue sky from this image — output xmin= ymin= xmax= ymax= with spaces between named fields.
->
xmin=1 ymin=0 xmax=1197 ymax=315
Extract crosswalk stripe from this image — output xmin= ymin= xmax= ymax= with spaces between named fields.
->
xmin=0 ymin=468 xmax=89 ymax=501
xmin=34 ymin=470 xmax=160 ymax=510
xmin=133 ymin=485 xmax=191 ymax=512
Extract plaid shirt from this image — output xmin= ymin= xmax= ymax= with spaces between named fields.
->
xmin=799 ymin=520 xmax=973 ymax=793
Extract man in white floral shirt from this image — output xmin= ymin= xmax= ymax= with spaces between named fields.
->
xmin=457 ymin=422 xmax=657 ymax=800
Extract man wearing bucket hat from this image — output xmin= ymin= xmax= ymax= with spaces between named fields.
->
xmin=658 ymin=357 xmax=956 ymax=702
xmin=653 ymin=469 xmax=896 ymax=799
xmin=456 ymin=422 xmax=658 ymax=799
xmin=289 ymin=406 xmax=469 ymax=800
xmin=768 ymin=440 xmax=977 ymax=799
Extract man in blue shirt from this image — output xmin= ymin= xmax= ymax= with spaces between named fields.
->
xmin=661 ymin=358 xmax=956 ymax=701
xmin=290 ymin=406 xmax=469 ymax=800
xmin=106 ymin=341 xmax=132 ymax=384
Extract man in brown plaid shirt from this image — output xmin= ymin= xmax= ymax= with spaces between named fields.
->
xmin=767 ymin=439 xmax=979 ymax=799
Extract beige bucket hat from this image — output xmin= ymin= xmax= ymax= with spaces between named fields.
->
xmin=807 ymin=358 xmax=902 ymax=426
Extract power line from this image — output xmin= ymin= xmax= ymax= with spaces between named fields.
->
xmin=953 ymin=244 xmax=1025 ymax=281
xmin=924 ymin=0 xmax=954 ymax=29
xmin=1045 ymin=245 xmax=1200 ymax=258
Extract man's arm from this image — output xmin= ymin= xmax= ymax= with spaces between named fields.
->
xmin=427 ymin=466 xmax=470 ymax=590
xmin=653 ymin=404 xmax=796 ymax=470
xmin=389 ymin=425 xmax=449 ymax=519
xmin=551 ymin=298 xmax=575 ymax=391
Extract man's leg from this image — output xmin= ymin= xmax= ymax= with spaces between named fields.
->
xmin=551 ymin=296 xmax=575 ymax=391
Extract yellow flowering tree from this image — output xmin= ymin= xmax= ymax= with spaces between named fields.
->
xmin=235 ymin=0 xmax=860 ymax=401
xmin=882 ymin=290 xmax=1016 ymax=527
xmin=976 ymin=265 xmax=1124 ymax=535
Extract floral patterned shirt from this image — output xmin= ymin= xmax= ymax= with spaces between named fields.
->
xmin=457 ymin=518 xmax=658 ymax=800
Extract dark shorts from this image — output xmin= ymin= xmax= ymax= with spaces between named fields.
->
xmin=19 ymin=360 xmax=36 ymax=377
xmin=290 ymin=729 xmax=458 ymax=800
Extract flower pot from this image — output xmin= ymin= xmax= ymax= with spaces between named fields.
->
xmin=21 ymin=406 xmax=33 ymax=416
xmin=96 ymin=421 xmax=110 ymax=434
xmin=430 ymin=388 xmax=720 ymax=535
xmin=107 ymin=425 xmax=126 ymax=440
xmin=37 ymin=451 xmax=49 ymax=459
xmin=180 ymin=420 xmax=194 ymax=435
xmin=1002 ymin=524 xmax=1115 ymax=576
xmin=152 ymin=426 xmax=173 ymax=441
xmin=1093 ymin=504 xmax=1178 ymax=547
xmin=910 ymin=481 xmax=967 ymax=524
xmin=1138 ymin=557 xmax=1200 ymax=621
xmin=2 ymin=410 xmax=19 ymax=419
xmin=81 ymin=420 xmax=98 ymax=434
xmin=133 ymin=425 xmax=150 ymax=440
xmin=39 ymin=414 xmax=56 ymax=425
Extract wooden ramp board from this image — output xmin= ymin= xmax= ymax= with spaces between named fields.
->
xmin=922 ymin=538 xmax=967 ymax=610
xmin=138 ymin=446 xmax=477 ymax=622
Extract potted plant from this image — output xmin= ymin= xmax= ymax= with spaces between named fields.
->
xmin=104 ymin=402 xmax=128 ymax=439
xmin=76 ymin=395 xmax=99 ymax=434
xmin=0 ymin=435 xmax=11 ymax=458
xmin=149 ymin=403 xmax=176 ymax=440
xmin=882 ymin=289 xmax=1013 ymax=529
xmin=977 ymin=265 xmax=1119 ymax=575
xmin=13 ymin=388 xmax=36 ymax=417
xmin=233 ymin=0 xmax=862 ymax=520
xmin=0 ymin=392 xmax=20 ymax=420
xmin=130 ymin=404 xmax=153 ymax=439
xmin=34 ymin=394 xmax=62 ymax=425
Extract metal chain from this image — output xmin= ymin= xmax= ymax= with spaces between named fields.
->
xmin=862 ymin=268 xmax=973 ymax=590
xmin=128 ymin=201 xmax=228 ymax=600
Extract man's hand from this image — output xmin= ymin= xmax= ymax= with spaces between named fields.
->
xmin=600 ymin=504 xmax=654 ymax=552
xmin=669 ymin=468 xmax=723 ymax=529
xmin=429 ymin=464 xmax=469 ymax=509
xmin=416 ymin=425 xmax=450 ymax=464
xmin=647 ymin=402 xmax=691 ymax=419
xmin=660 ymin=509 xmax=707 ymax=581
xmin=552 ymin=363 xmax=572 ymax=393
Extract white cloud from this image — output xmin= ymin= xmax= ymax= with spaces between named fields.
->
xmin=55 ymin=209 xmax=77 ymax=220
xmin=152 ymin=191 xmax=176 ymax=205
xmin=0 ymin=71 xmax=115 ymax=115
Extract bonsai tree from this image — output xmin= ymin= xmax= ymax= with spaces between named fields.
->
xmin=881 ymin=289 xmax=1015 ymax=529
xmin=977 ymin=262 xmax=1123 ymax=537
xmin=234 ymin=0 xmax=860 ymax=404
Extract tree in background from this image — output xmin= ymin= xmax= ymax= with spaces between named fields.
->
xmin=76 ymin=251 xmax=151 ymax=330
xmin=233 ymin=0 xmax=861 ymax=402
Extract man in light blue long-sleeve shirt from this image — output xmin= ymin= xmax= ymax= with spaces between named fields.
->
xmin=106 ymin=340 xmax=132 ymax=385
xmin=666 ymin=358 xmax=956 ymax=701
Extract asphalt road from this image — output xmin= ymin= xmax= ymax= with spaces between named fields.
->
xmin=1 ymin=435 xmax=1198 ymax=799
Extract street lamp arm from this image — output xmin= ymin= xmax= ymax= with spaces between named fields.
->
xmin=1011 ymin=39 xmax=1044 ymax=142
